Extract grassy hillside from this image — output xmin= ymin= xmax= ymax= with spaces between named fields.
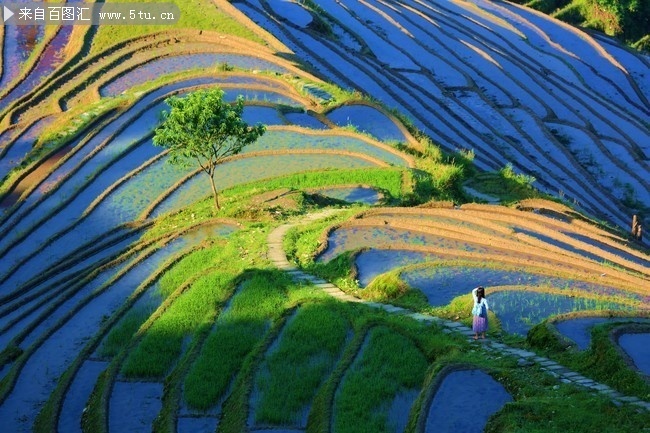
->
xmin=0 ymin=0 xmax=648 ymax=432
xmin=516 ymin=0 xmax=650 ymax=49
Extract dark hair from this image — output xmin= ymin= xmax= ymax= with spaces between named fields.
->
xmin=477 ymin=286 xmax=485 ymax=302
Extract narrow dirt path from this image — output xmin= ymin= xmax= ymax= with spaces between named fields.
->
xmin=267 ymin=209 xmax=650 ymax=412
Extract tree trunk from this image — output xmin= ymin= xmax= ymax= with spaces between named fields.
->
xmin=209 ymin=174 xmax=220 ymax=211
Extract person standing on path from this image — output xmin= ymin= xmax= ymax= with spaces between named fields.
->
xmin=471 ymin=286 xmax=489 ymax=340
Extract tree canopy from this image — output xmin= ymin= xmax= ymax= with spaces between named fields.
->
xmin=153 ymin=88 xmax=266 ymax=211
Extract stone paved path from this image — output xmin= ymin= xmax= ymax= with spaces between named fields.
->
xmin=267 ymin=210 xmax=650 ymax=412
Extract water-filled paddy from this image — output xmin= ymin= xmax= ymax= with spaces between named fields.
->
xmin=58 ymin=360 xmax=109 ymax=433
xmin=1 ymin=138 xmax=160 ymax=257
xmin=355 ymin=249 xmax=439 ymax=287
xmin=424 ymin=369 xmax=512 ymax=433
xmin=563 ymin=232 xmax=650 ymax=268
xmin=361 ymin=210 xmax=508 ymax=236
xmin=3 ymin=26 xmax=71 ymax=105
xmin=242 ymin=106 xmax=285 ymax=125
xmin=554 ymin=317 xmax=650 ymax=350
xmin=177 ymin=417 xmax=219 ymax=433
xmin=268 ymin=0 xmax=313 ymax=27
xmin=109 ymin=382 xmax=163 ymax=433
xmin=402 ymin=266 xmax=640 ymax=307
xmin=222 ymin=88 xmax=303 ymax=106
xmin=149 ymin=154 xmax=380 ymax=217
xmin=0 ymin=24 xmax=45 ymax=89
xmin=0 ymin=115 xmax=55 ymax=180
xmin=327 ymin=105 xmax=406 ymax=142
xmin=0 ymin=78 xmax=222 ymax=233
xmin=489 ymin=291 xmax=635 ymax=336
xmin=313 ymin=186 xmax=381 ymax=205
xmin=0 ymin=231 xmax=141 ymax=347
xmin=0 ymin=219 xmax=226 ymax=432
xmin=282 ymin=112 xmax=328 ymax=129
xmin=318 ymin=226 xmax=492 ymax=262
xmin=617 ymin=333 xmax=650 ymax=376
xmin=100 ymin=53 xmax=288 ymax=96
xmin=0 ymin=142 xmax=163 ymax=285
xmin=245 ymin=130 xmax=409 ymax=166
xmin=516 ymin=228 xmax=605 ymax=263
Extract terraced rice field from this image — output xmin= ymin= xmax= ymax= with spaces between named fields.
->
xmin=235 ymin=0 xmax=650 ymax=230
xmin=0 ymin=0 xmax=649 ymax=432
xmin=314 ymin=200 xmax=650 ymax=334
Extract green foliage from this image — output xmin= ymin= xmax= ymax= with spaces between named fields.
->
xmin=554 ymin=2 xmax=586 ymax=24
xmin=500 ymin=163 xmax=537 ymax=186
xmin=590 ymin=0 xmax=650 ymax=41
xmin=527 ymin=319 xmax=650 ymax=400
xmin=183 ymin=271 xmax=290 ymax=410
xmin=526 ymin=321 xmax=573 ymax=352
xmin=464 ymin=165 xmax=541 ymax=204
xmin=571 ymin=324 xmax=650 ymax=398
xmin=283 ymin=209 xmax=360 ymax=267
xmin=489 ymin=391 xmax=646 ymax=432
xmin=0 ymin=345 xmax=23 ymax=367
xmin=98 ymin=306 xmax=154 ymax=359
xmin=241 ymin=168 xmax=404 ymax=201
xmin=333 ymin=326 xmax=428 ymax=433
xmin=121 ymin=271 xmax=235 ymax=378
xmin=153 ymin=87 xmax=266 ymax=210
xmin=525 ymin=0 xmax=573 ymax=13
xmin=516 ymin=0 xmax=649 ymax=48
xmin=361 ymin=271 xmax=410 ymax=301
xmin=254 ymin=302 xmax=350 ymax=425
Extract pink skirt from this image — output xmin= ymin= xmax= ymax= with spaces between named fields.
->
xmin=473 ymin=316 xmax=488 ymax=333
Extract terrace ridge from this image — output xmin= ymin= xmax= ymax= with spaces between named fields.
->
xmin=267 ymin=209 xmax=650 ymax=412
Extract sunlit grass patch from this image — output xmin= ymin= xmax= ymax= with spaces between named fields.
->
xmin=333 ymin=326 xmax=428 ymax=433
xmin=253 ymin=301 xmax=350 ymax=426
xmin=120 ymin=270 xmax=237 ymax=378
xmin=464 ymin=165 xmax=542 ymax=204
xmin=98 ymin=304 xmax=155 ymax=359
xmin=182 ymin=270 xmax=291 ymax=410
xmin=283 ymin=209 xmax=362 ymax=268
xmin=89 ymin=0 xmax=265 ymax=55
xmin=528 ymin=318 xmax=650 ymax=400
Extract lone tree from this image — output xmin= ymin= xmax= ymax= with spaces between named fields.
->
xmin=153 ymin=88 xmax=266 ymax=211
